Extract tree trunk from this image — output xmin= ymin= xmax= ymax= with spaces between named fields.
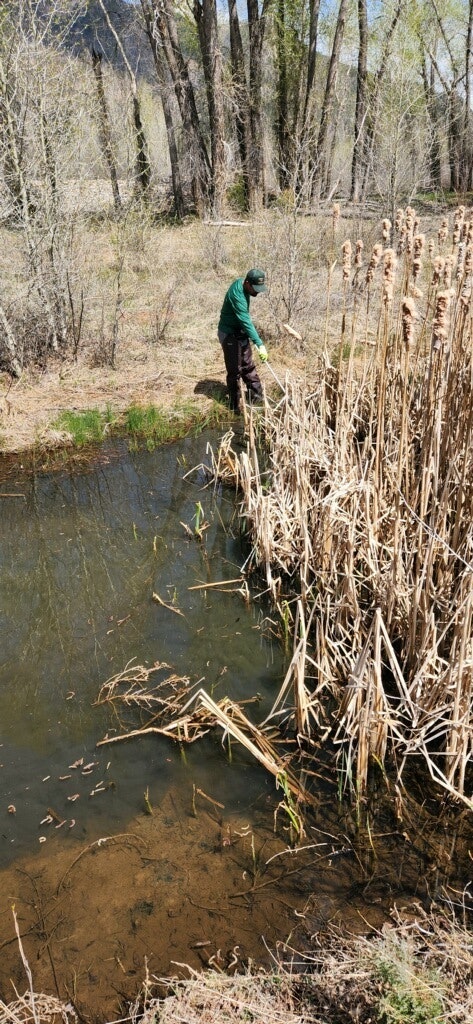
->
xmin=147 ymin=0 xmax=211 ymax=216
xmin=311 ymin=0 xmax=348 ymax=201
xmin=227 ymin=0 xmax=251 ymax=207
xmin=275 ymin=0 xmax=290 ymax=189
xmin=96 ymin=0 xmax=151 ymax=201
xmin=350 ymin=0 xmax=368 ymax=202
xmin=247 ymin=0 xmax=269 ymax=209
xmin=91 ymin=50 xmax=122 ymax=215
xmin=460 ymin=0 xmax=473 ymax=190
xmin=139 ymin=0 xmax=185 ymax=219
xmin=193 ymin=0 xmax=226 ymax=217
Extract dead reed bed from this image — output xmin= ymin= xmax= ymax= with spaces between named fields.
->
xmin=211 ymin=205 xmax=473 ymax=810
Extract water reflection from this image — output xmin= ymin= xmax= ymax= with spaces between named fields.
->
xmin=0 ymin=434 xmax=284 ymax=865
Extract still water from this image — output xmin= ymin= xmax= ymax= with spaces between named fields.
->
xmin=0 ymin=433 xmax=284 ymax=865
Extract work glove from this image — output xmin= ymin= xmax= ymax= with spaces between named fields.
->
xmin=258 ymin=344 xmax=269 ymax=363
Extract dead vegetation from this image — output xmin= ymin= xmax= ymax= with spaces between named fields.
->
xmin=208 ymin=205 xmax=473 ymax=812
xmin=139 ymin=901 xmax=473 ymax=1024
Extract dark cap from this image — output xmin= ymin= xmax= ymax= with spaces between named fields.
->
xmin=245 ymin=268 xmax=267 ymax=292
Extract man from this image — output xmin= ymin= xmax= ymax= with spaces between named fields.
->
xmin=218 ymin=268 xmax=269 ymax=413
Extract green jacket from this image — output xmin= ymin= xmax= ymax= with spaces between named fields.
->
xmin=218 ymin=278 xmax=263 ymax=347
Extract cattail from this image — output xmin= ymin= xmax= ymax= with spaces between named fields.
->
xmin=382 ymin=218 xmax=392 ymax=243
xmin=395 ymin=208 xmax=404 ymax=233
xmin=342 ymin=239 xmax=352 ymax=281
xmin=438 ymin=216 xmax=449 ymax=246
xmin=428 ymin=238 xmax=436 ymax=258
xmin=366 ymin=242 xmax=383 ymax=284
xmin=405 ymin=207 xmax=415 ymax=255
xmin=405 ymin=205 xmax=416 ymax=227
xmin=456 ymin=242 xmax=465 ymax=280
xmin=467 ymin=221 xmax=473 ymax=245
xmin=432 ymin=289 xmax=451 ymax=350
xmin=383 ymin=248 xmax=397 ymax=305
xmin=432 ymin=255 xmax=445 ymax=285
xmin=332 ymin=203 xmax=340 ymax=232
xmin=355 ymin=239 xmax=364 ymax=267
xmin=402 ymin=297 xmax=416 ymax=348
xmin=465 ymin=245 xmax=473 ymax=275
xmin=443 ymin=253 xmax=455 ymax=289
xmin=413 ymin=234 xmax=425 ymax=281
xmin=453 ymin=206 xmax=465 ymax=244
xmin=410 ymin=285 xmax=423 ymax=299
xmin=397 ymin=224 xmax=407 ymax=256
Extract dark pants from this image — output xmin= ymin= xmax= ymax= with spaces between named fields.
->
xmin=220 ymin=332 xmax=263 ymax=412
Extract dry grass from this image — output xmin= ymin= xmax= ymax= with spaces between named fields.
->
xmin=135 ymin=900 xmax=473 ymax=1024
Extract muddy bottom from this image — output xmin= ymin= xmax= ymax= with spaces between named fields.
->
xmin=0 ymin=785 xmax=382 ymax=1021
xmin=1 ymin=771 xmax=472 ymax=1022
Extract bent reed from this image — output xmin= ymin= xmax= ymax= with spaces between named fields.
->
xmin=214 ymin=204 xmax=473 ymax=810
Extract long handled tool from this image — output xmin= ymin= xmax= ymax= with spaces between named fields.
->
xmin=265 ymin=360 xmax=286 ymax=393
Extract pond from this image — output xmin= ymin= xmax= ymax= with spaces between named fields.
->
xmin=0 ymin=432 xmax=471 ymax=1020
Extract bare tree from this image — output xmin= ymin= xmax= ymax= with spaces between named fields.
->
xmin=91 ymin=48 xmax=123 ymax=215
xmin=141 ymin=0 xmax=211 ymax=216
xmin=96 ymin=0 xmax=151 ymax=200
xmin=139 ymin=0 xmax=185 ymax=218
xmin=193 ymin=0 xmax=226 ymax=217
xmin=311 ymin=0 xmax=349 ymax=200
xmin=350 ymin=0 xmax=368 ymax=202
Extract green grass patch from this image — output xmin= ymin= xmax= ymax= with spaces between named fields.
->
xmin=124 ymin=400 xmax=228 ymax=451
xmin=376 ymin=950 xmax=444 ymax=1024
xmin=53 ymin=407 xmax=114 ymax=446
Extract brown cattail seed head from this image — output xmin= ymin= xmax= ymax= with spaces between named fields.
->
xmin=443 ymin=254 xmax=455 ymax=289
xmin=366 ymin=242 xmax=383 ymax=284
xmin=432 ymin=289 xmax=451 ymax=350
xmin=453 ymin=206 xmax=465 ymax=244
xmin=428 ymin=238 xmax=436 ymax=258
xmin=465 ymin=245 xmax=473 ymax=275
xmin=438 ymin=216 xmax=449 ymax=246
xmin=402 ymin=297 xmax=416 ymax=348
xmin=383 ymin=248 xmax=397 ymax=305
xmin=432 ymin=256 xmax=445 ymax=285
xmin=342 ymin=239 xmax=352 ymax=281
xmin=412 ymin=234 xmax=425 ymax=281
xmin=395 ymin=208 xmax=404 ymax=233
xmin=355 ymin=239 xmax=364 ymax=267
xmin=382 ymin=218 xmax=392 ymax=243
xmin=457 ymin=242 xmax=465 ymax=280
